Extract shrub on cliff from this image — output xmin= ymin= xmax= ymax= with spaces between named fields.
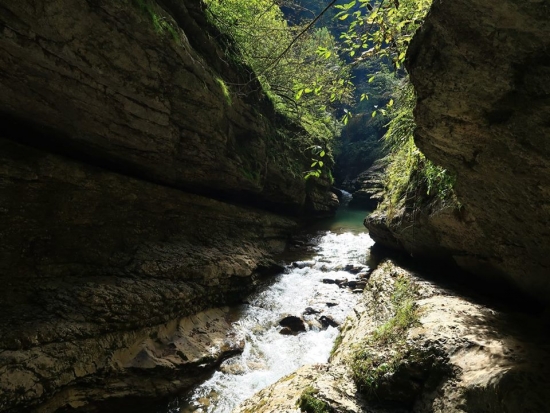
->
xmin=333 ymin=0 xmax=457 ymax=213
xmin=203 ymin=0 xmax=355 ymax=180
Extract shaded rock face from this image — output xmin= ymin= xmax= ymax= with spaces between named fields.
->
xmin=367 ymin=0 xmax=550 ymax=303
xmin=0 ymin=0 xmax=333 ymax=215
xmin=0 ymin=138 xmax=296 ymax=412
xmin=233 ymin=260 xmax=550 ymax=413
xmin=342 ymin=163 xmax=384 ymax=209
xmin=0 ymin=0 xmax=337 ymax=410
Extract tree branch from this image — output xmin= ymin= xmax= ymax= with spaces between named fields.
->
xmin=257 ymin=0 xmax=338 ymax=79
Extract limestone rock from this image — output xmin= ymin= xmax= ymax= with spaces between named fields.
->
xmin=367 ymin=0 xmax=550 ymax=304
xmin=232 ymin=364 xmax=367 ymax=413
xmin=1 ymin=307 xmax=244 ymax=412
xmin=236 ymin=260 xmax=550 ymax=413
xmin=0 ymin=0 xmax=338 ymax=215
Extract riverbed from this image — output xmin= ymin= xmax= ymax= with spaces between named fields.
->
xmin=162 ymin=204 xmax=373 ymax=413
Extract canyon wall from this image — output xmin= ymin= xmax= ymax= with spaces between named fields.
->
xmin=0 ymin=0 xmax=336 ymax=410
xmin=366 ymin=0 xmax=550 ymax=304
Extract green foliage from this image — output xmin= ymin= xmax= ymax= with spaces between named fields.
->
xmin=350 ymin=275 xmax=419 ymax=397
xmin=297 ymin=386 xmax=333 ymax=413
xmin=337 ymin=0 xmax=432 ymax=71
xmin=379 ymin=80 xmax=456 ymax=219
xmin=133 ymin=0 xmax=180 ymax=42
xmin=331 ymin=0 xmax=457 ymax=207
xmin=330 ymin=332 xmax=343 ymax=358
xmin=205 ymin=0 xmax=353 ymax=118
xmin=204 ymin=0 xmax=355 ymax=180
xmin=305 ymin=145 xmax=328 ymax=180
xmin=215 ymin=77 xmax=232 ymax=105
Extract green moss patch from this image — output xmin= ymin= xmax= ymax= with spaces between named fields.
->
xmin=133 ymin=0 xmax=180 ymax=43
xmin=297 ymin=387 xmax=333 ymax=413
xmin=350 ymin=275 xmax=420 ymax=399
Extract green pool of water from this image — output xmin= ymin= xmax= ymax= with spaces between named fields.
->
xmin=312 ymin=207 xmax=371 ymax=234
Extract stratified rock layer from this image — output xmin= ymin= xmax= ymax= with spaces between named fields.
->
xmin=0 ymin=137 xmax=297 ymax=412
xmin=367 ymin=0 xmax=550 ymax=303
xmin=0 ymin=0 xmax=307 ymax=210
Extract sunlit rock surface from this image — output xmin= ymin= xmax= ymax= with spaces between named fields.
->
xmin=234 ymin=260 xmax=550 ymax=413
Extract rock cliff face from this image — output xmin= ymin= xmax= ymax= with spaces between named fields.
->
xmin=0 ymin=0 xmax=336 ymax=410
xmin=366 ymin=0 xmax=550 ymax=303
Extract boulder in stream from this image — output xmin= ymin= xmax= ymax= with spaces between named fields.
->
xmin=292 ymin=260 xmax=316 ymax=269
xmin=318 ymin=315 xmax=339 ymax=329
xmin=344 ymin=264 xmax=366 ymax=274
xmin=279 ymin=316 xmax=306 ymax=333
xmin=303 ymin=307 xmax=321 ymax=315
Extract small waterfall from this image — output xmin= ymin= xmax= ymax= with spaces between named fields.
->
xmin=338 ymin=189 xmax=353 ymax=208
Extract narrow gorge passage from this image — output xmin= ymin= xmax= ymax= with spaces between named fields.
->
xmin=162 ymin=199 xmax=374 ymax=413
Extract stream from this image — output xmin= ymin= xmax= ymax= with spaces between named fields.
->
xmin=164 ymin=194 xmax=373 ymax=413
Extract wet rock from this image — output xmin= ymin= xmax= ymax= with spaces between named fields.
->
xmin=344 ymin=264 xmax=366 ymax=274
xmin=346 ymin=280 xmax=358 ymax=289
xmin=326 ymin=302 xmax=338 ymax=308
xmin=303 ymin=307 xmax=321 ymax=315
xmin=318 ymin=316 xmax=339 ymax=329
xmin=335 ymin=279 xmax=348 ymax=287
xmin=305 ymin=319 xmax=323 ymax=331
xmin=279 ymin=327 xmax=294 ymax=335
xmin=355 ymin=281 xmax=367 ymax=290
xmin=292 ymin=260 xmax=316 ymax=269
xmin=357 ymin=269 xmax=373 ymax=280
xmin=279 ymin=316 xmax=306 ymax=333
xmin=331 ymin=187 xmax=343 ymax=198
xmin=322 ymin=279 xmax=336 ymax=284
xmin=352 ymin=289 xmax=364 ymax=294
xmin=256 ymin=262 xmax=286 ymax=277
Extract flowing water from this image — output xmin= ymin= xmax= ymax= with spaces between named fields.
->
xmin=164 ymin=192 xmax=373 ymax=413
